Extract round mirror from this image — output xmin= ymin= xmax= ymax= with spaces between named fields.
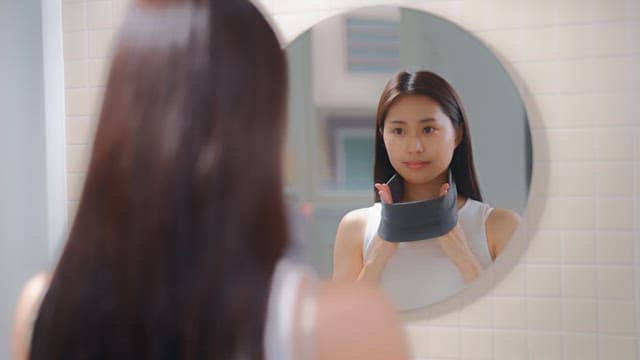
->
xmin=284 ymin=6 xmax=532 ymax=311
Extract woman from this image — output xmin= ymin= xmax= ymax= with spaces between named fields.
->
xmin=333 ymin=70 xmax=520 ymax=310
xmin=11 ymin=1 xmax=408 ymax=359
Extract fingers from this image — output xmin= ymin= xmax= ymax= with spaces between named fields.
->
xmin=439 ymin=182 xmax=450 ymax=197
xmin=374 ymin=183 xmax=393 ymax=204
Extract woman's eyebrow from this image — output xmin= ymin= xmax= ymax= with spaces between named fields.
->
xmin=387 ymin=118 xmax=436 ymax=124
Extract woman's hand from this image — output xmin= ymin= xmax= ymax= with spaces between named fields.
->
xmin=435 ymin=183 xmax=482 ymax=283
xmin=356 ymin=183 xmax=398 ymax=284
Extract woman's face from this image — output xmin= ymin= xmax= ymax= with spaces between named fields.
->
xmin=382 ymin=94 xmax=461 ymax=186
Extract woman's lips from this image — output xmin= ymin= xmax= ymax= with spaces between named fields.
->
xmin=404 ymin=161 xmax=429 ymax=169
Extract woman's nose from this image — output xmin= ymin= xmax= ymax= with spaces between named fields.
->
xmin=407 ymin=136 xmax=424 ymax=153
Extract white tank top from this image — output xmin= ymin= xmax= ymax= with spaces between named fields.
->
xmin=363 ymin=199 xmax=494 ymax=311
xmin=264 ymin=258 xmax=317 ymax=360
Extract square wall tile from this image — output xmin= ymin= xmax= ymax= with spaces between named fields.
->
xmin=494 ymin=298 xmax=526 ymax=329
xmin=546 ymin=163 xmax=595 ymax=196
xmin=87 ymin=1 xmax=113 ymax=30
xmin=513 ymin=62 xmax=557 ymax=94
xmin=555 ymin=0 xmax=595 ymax=24
xmin=461 ymin=330 xmax=493 ymax=359
xmin=66 ymin=117 xmax=92 ymax=145
xmin=494 ymin=331 xmax=526 ymax=360
xmin=527 ymin=299 xmax=562 ymax=330
xmin=528 ymin=333 xmax=563 ymax=360
xmin=526 ymin=230 xmax=562 ymax=264
xmin=63 ymin=31 xmax=88 ymax=60
xmin=556 ymin=59 xmax=594 ymax=93
xmin=65 ymin=89 xmax=91 ymax=116
xmin=630 ymin=1 xmax=640 ymax=20
xmin=546 ymin=129 xmax=594 ymax=162
xmin=537 ymin=197 xmax=595 ymax=230
xmin=597 ymin=267 xmax=634 ymax=300
xmin=519 ymin=27 xmax=558 ymax=62
xmin=593 ymin=92 xmax=639 ymax=127
xmin=597 ymin=198 xmax=634 ymax=230
xmin=62 ymin=2 xmax=86 ymax=32
xmin=88 ymin=30 xmax=114 ymax=58
xmin=564 ymin=334 xmax=598 ymax=360
xmin=64 ymin=60 xmax=88 ymax=88
xmin=563 ymin=300 xmax=598 ymax=332
xmin=563 ymin=230 xmax=596 ymax=265
xmin=596 ymin=231 xmax=634 ymax=265
xmin=526 ymin=266 xmax=561 ymax=297
xmin=592 ymin=22 xmax=634 ymax=57
xmin=599 ymin=336 xmax=637 ymax=359
xmin=562 ymin=267 xmax=597 ymax=297
xmin=556 ymin=24 xmax=594 ymax=59
xmin=66 ymin=145 xmax=90 ymax=173
xmin=595 ymin=128 xmax=634 ymax=161
xmin=596 ymin=163 xmax=634 ymax=195
xmin=405 ymin=326 xmax=429 ymax=359
xmin=88 ymin=59 xmax=110 ymax=87
xmin=538 ymin=93 xmax=595 ymax=129
xmin=593 ymin=0 xmax=630 ymax=21
xmin=598 ymin=302 xmax=636 ymax=334
xmin=593 ymin=57 xmax=639 ymax=91
xmin=429 ymin=328 xmax=460 ymax=359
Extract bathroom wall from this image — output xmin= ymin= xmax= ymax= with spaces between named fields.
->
xmin=0 ymin=1 xmax=49 ymax=358
xmin=52 ymin=0 xmax=639 ymax=359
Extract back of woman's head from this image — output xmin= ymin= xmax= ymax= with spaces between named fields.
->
xmin=373 ymin=70 xmax=482 ymax=202
xmin=31 ymin=1 xmax=288 ymax=359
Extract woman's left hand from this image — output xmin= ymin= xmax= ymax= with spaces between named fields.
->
xmin=434 ymin=183 xmax=482 ymax=283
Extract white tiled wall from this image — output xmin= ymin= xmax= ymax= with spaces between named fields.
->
xmin=60 ymin=0 xmax=639 ymax=358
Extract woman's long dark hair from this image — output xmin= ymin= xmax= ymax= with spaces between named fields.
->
xmin=31 ymin=1 xmax=288 ymax=359
xmin=374 ymin=70 xmax=482 ymax=202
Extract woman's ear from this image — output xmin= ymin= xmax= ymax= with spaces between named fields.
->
xmin=455 ymin=127 xmax=463 ymax=147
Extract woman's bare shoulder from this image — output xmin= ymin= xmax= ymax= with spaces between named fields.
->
xmin=333 ymin=207 xmax=370 ymax=251
xmin=12 ymin=272 xmax=51 ymax=360
xmin=338 ymin=207 xmax=370 ymax=229
xmin=314 ymin=281 xmax=409 ymax=360
xmin=486 ymin=208 xmax=521 ymax=259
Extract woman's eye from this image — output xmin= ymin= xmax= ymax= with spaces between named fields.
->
xmin=423 ymin=127 xmax=435 ymax=134
xmin=391 ymin=128 xmax=404 ymax=135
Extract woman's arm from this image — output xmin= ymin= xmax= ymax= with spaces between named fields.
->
xmin=485 ymin=208 xmax=521 ymax=260
xmin=11 ymin=273 xmax=50 ymax=360
xmin=332 ymin=209 xmax=367 ymax=282
xmin=437 ymin=223 xmax=483 ymax=283
xmin=332 ymin=210 xmax=399 ymax=284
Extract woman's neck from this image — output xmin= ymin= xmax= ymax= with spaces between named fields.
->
xmin=401 ymin=172 xmax=448 ymax=202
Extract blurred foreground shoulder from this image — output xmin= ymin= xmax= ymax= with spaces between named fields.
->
xmin=11 ymin=272 xmax=51 ymax=360
xmin=315 ymin=281 xmax=409 ymax=360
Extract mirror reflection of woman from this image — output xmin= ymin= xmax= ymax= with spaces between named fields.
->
xmin=333 ymin=71 xmax=521 ymax=310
